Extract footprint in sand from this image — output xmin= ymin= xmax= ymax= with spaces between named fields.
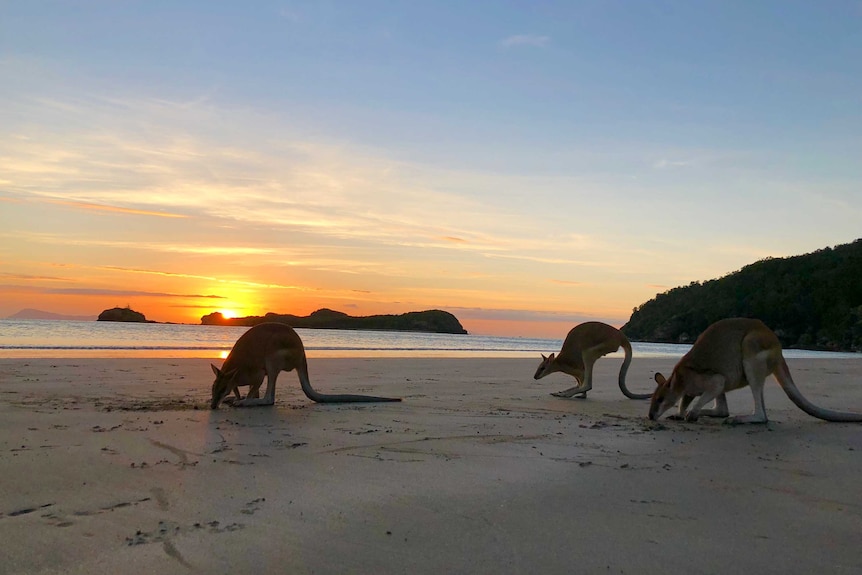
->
xmin=240 ymin=497 xmax=265 ymax=515
xmin=151 ymin=487 xmax=169 ymax=510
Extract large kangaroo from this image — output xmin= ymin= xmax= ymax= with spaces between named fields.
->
xmin=649 ymin=317 xmax=862 ymax=424
xmin=210 ymin=322 xmax=401 ymax=409
xmin=534 ymin=321 xmax=650 ymax=400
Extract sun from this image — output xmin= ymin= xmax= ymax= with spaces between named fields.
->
xmin=218 ymin=309 xmax=238 ymax=319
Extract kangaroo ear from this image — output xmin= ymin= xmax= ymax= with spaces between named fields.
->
xmin=224 ymin=368 xmax=239 ymax=381
xmin=654 ymin=372 xmax=667 ymax=386
xmin=548 ymin=353 xmax=555 ymax=361
xmin=541 ymin=354 xmax=547 ymax=361
xmin=211 ymin=364 xmax=221 ymax=377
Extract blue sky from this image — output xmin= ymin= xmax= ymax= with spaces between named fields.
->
xmin=1 ymin=1 xmax=860 ymax=336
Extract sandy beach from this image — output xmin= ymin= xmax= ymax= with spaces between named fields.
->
xmin=1 ymin=356 xmax=860 ymax=574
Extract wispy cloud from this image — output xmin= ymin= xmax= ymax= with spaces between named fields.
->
xmin=0 ymin=272 xmax=73 ymax=282
xmin=0 ymin=102 xmax=568 ymax=266
xmin=44 ymin=199 xmax=188 ymax=218
xmin=7 ymin=232 xmax=277 ymax=257
xmin=0 ymin=284 xmax=225 ymax=298
xmin=499 ymin=34 xmax=550 ymax=48
xmin=0 ymin=92 xmax=676 ymax=327
xmin=653 ymin=158 xmax=693 ymax=169
xmin=96 ymin=265 xmax=308 ymax=291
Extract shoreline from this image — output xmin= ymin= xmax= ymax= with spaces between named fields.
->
xmin=1 ymin=349 xmax=860 ymax=360
xmin=1 ymin=357 xmax=861 ymax=574
xmin=4 ymin=319 xmax=862 ymax=360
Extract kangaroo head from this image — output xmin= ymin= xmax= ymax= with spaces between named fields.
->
xmin=210 ymin=364 xmax=239 ymax=409
xmin=649 ymin=371 xmax=682 ymax=420
xmin=533 ymin=353 xmax=558 ymax=380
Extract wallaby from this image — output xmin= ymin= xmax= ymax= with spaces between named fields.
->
xmin=534 ymin=321 xmax=649 ymax=400
xmin=210 ymin=322 xmax=401 ymax=409
xmin=649 ymin=317 xmax=862 ymax=424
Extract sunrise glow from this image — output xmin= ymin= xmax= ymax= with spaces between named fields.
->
xmin=1 ymin=4 xmax=859 ymax=338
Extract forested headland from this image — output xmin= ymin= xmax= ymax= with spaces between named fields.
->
xmin=622 ymin=239 xmax=862 ymax=352
xmin=201 ymin=308 xmax=469 ymax=335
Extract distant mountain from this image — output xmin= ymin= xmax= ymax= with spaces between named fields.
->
xmin=622 ymin=238 xmax=862 ymax=352
xmin=201 ymin=308 xmax=469 ymax=335
xmin=7 ymin=308 xmax=96 ymax=321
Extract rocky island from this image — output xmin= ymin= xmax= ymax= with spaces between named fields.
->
xmin=97 ymin=307 xmax=153 ymax=323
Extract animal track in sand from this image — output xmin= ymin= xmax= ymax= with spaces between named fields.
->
xmin=100 ymin=397 xmax=205 ymax=412
xmin=125 ymin=517 xmax=246 ymax=568
xmin=240 ymin=498 xmax=265 ymax=515
xmin=149 ymin=438 xmax=198 ymax=468
xmin=125 ymin=519 xmax=243 ymax=570
xmin=324 ymin=432 xmax=552 ymax=462
xmin=0 ymin=502 xmax=54 ymax=519
xmin=15 ymin=496 xmax=156 ymax=528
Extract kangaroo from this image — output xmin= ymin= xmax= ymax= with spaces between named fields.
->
xmin=649 ymin=317 xmax=862 ymax=424
xmin=534 ymin=321 xmax=650 ymax=400
xmin=210 ymin=322 xmax=402 ymax=409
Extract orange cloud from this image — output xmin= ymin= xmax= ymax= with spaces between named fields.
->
xmin=44 ymin=199 xmax=188 ymax=218
xmin=0 ymin=272 xmax=74 ymax=282
xmin=0 ymin=285 xmax=225 ymax=298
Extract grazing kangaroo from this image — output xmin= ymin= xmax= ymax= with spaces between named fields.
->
xmin=210 ymin=322 xmax=401 ymax=409
xmin=534 ymin=321 xmax=650 ymax=400
xmin=649 ymin=317 xmax=862 ymax=424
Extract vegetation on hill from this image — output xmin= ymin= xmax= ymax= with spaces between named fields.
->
xmin=622 ymin=239 xmax=862 ymax=352
xmin=97 ymin=306 xmax=152 ymax=323
xmin=201 ymin=308 xmax=469 ymax=335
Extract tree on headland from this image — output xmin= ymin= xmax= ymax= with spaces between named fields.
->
xmin=622 ymin=239 xmax=862 ymax=352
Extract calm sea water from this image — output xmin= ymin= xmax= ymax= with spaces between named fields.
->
xmin=0 ymin=319 xmax=857 ymax=360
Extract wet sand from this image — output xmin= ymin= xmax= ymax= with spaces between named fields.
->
xmin=1 ymin=357 xmax=860 ymax=574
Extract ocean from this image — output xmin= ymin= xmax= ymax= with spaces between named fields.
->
xmin=0 ymin=319 xmax=858 ymax=360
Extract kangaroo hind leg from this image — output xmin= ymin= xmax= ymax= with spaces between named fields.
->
xmin=698 ymin=393 xmax=730 ymax=418
xmin=572 ymin=346 xmax=608 ymax=399
xmin=725 ymin=354 xmax=771 ymax=424
xmin=683 ymin=374 xmax=726 ymax=422
xmin=235 ymin=366 xmax=279 ymax=408
xmin=551 ymin=375 xmax=587 ymax=398
xmin=571 ymin=354 xmax=597 ymax=399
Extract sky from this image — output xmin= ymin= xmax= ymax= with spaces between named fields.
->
xmin=1 ymin=1 xmax=860 ymax=338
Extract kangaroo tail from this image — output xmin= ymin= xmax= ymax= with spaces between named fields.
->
xmin=618 ymin=336 xmax=651 ymax=400
xmin=311 ymin=393 xmax=402 ymax=403
xmin=776 ymin=357 xmax=861 ymax=422
xmin=297 ymin=361 xmax=401 ymax=403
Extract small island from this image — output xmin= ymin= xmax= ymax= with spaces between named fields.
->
xmin=97 ymin=306 xmax=153 ymax=323
xmin=201 ymin=308 xmax=468 ymax=335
